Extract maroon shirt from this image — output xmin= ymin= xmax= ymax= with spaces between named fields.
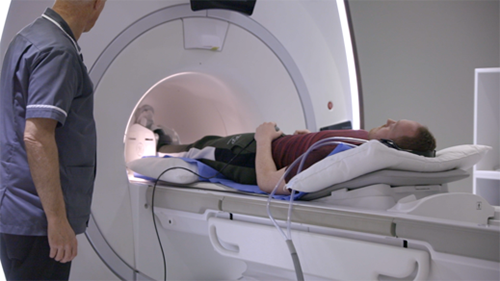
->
xmin=271 ymin=130 xmax=369 ymax=181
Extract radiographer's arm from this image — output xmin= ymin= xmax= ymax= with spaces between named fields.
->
xmin=254 ymin=122 xmax=290 ymax=195
xmin=24 ymin=118 xmax=78 ymax=263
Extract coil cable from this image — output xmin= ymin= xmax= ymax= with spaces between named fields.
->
xmin=266 ymin=137 xmax=368 ymax=281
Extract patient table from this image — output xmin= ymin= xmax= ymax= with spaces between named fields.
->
xmin=126 ymin=141 xmax=500 ymax=280
xmin=141 ymin=185 xmax=499 ymax=280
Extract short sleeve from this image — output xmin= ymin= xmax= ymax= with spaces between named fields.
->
xmin=26 ymin=47 xmax=80 ymax=126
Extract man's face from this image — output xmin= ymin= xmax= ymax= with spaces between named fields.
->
xmin=368 ymin=119 xmax=420 ymax=140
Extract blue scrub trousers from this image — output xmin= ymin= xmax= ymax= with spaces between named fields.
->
xmin=0 ymin=233 xmax=71 ymax=280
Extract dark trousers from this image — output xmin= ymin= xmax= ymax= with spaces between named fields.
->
xmin=0 ymin=233 xmax=71 ymax=280
xmin=187 ymin=134 xmax=258 ymax=185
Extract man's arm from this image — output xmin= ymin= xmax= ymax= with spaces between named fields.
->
xmin=254 ymin=122 xmax=289 ymax=195
xmin=24 ymin=118 xmax=77 ymax=263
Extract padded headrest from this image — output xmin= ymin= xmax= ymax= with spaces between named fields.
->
xmin=286 ymin=141 xmax=491 ymax=193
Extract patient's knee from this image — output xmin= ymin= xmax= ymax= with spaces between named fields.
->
xmin=158 ymin=144 xmax=190 ymax=153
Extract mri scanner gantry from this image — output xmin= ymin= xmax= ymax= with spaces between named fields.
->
xmin=1 ymin=1 xmax=361 ymax=280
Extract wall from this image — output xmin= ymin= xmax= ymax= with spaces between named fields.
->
xmin=349 ymin=0 xmax=500 ymax=192
xmin=0 ymin=1 xmax=52 ymax=63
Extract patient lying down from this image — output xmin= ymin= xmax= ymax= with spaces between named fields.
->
xmin=157 ymin=119 xmax=436 ymax=195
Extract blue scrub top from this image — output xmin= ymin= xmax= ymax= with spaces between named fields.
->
xmin=0 ymin=8 xmax=96 ymax=235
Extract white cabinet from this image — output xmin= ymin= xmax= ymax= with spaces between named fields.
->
xmin=473 ymin=68 xmax=500 ymax=206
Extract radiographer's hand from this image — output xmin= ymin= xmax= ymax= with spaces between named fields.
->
xmin=254 ymin=122 xmax=283 ymax=144
xmin=48 ymin=217 xmax=78 ymax=263
xmin=24 ymin=118 xmax=79 ymax=264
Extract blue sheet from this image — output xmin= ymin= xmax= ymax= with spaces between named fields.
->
xmin=136 ymin=143 xmax=353 ymax=200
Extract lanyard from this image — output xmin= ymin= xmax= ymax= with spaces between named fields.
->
xmin=42 ymin=14 xmax=82 ymax=57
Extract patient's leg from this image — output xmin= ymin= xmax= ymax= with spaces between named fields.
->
xmin=158 ymin=144 xmax=190 ymax=153
xmin=159 ymin=134 xmax=257 ymax=184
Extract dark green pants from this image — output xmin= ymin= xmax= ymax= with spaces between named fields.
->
xmin=186 ymin=133 xmax=258 ymax=185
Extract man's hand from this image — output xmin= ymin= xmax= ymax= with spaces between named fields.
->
xmin=48 ymin=218 xmax=78 ymax=263
xmin=254 ymin=122 xmax=288 ymax=194
xmin=293 ymin=129 xmax=311 ymax=135
xmin=254 ymin=122 xmax=283 ymax=144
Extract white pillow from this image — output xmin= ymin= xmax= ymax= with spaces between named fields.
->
xmin=286 ymin=140 xmax=491 ymax=193
xmin=127 ymin=157 xmax=199 ymax=184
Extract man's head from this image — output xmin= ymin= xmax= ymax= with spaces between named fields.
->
xmin=82 ymin=0 xmax=106 ymax=33
xmin=368 ymin=119 xmax=436 ymax=153
xmin=53 ymin=0 xmax=106 ymax=38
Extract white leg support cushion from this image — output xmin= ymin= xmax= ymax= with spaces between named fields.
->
xmin=127 ymin=157 xmax=199 ymax=184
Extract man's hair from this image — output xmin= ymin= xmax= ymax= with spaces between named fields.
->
xmin=56 ymin=0 xmax=92 ymax=6
xmin=394 ymin=126 xmax=436 ymax=153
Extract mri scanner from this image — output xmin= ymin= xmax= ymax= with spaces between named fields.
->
xmin=1 ymin=0 xmax=499 ymax=280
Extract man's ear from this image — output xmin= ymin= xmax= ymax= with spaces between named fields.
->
xmin=93 ymin=0 xmax=105 ymax=10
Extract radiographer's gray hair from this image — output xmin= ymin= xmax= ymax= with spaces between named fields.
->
xmin=56 ymin=0 xmax=93 ymax=6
